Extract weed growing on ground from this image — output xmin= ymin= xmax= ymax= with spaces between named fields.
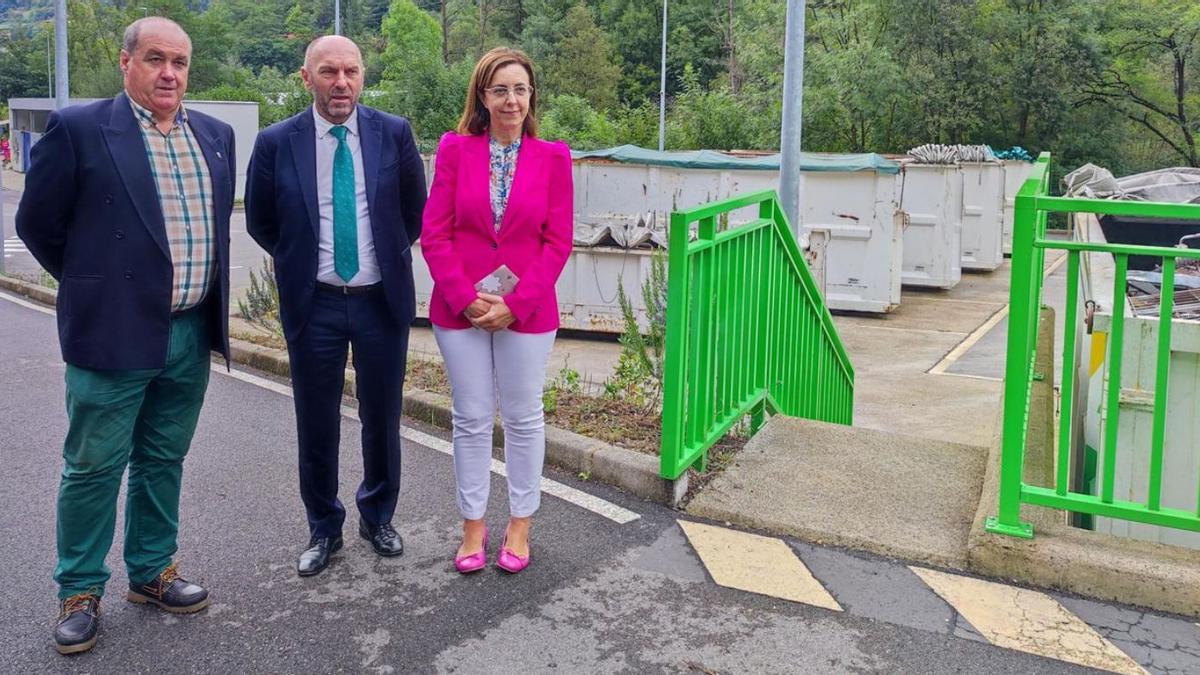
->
xmin=607 ymin=251 xmax=668 ymax=411
xmin=543 ymin=362 xmax=582 ymax=415
xmin=237 ymin=256 xmax=283 ymax=337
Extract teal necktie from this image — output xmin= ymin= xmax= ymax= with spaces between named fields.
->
xmin=330 ymin=125 xmax=358 ymax=282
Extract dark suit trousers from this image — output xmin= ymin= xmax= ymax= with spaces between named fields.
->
xmin=286 ymin=285 xmax=408 ymax=538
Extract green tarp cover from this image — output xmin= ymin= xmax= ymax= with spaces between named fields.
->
xmin=571 ymin=144 xmax=901 ymax=174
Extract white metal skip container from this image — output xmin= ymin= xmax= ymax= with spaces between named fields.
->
xmin=959 ymin=161 xmax=1005 ymax=271
xmin=899 ymin=162 xmax=964 ymax=289
xmin=1001 ymin=160 xmax=1036 ymax=256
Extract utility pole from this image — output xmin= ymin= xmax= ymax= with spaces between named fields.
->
xmin=45 ymin=24 xmax=52 ymax=97
xmin=0 ymin=151 xmax=5 ymax=274
xmin=778 ymin=0 xmax=806 ymax=239
xmin=54 ymin=0 xmax=68 ymax=110
xmin=657 ymin=0 xmax=668 ymax=152
xmin=334 ymin=0 xmax=341 ymax=35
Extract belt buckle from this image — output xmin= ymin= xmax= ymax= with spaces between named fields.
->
xmin=341 ymin=285 xmax=351 ymax=295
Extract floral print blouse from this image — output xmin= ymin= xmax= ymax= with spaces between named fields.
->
xmin=489 ymin=136 xmax=521 ymax=232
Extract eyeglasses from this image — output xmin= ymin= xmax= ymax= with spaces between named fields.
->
xmin=483 ymin=84 xmax=533 ymax=100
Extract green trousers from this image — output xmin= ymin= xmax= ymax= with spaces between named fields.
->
xmin=54 ymin=310 xmax=211 ymax=599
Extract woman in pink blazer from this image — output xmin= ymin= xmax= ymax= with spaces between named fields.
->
xmin=422 ymin=47 xmax=573 ymax=575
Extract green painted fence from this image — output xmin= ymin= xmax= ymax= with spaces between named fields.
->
xmin=988 ymin=153 xmax=1200 ymax=539
xmin=659 ymin=190 xmax=855 ymax=480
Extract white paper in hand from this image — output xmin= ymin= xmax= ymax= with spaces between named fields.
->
xmin=474 ymin=264 xmax=519 ymax=296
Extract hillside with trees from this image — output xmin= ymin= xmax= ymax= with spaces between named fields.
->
xmin=1 ymin=0 xmax=1197 ymax=176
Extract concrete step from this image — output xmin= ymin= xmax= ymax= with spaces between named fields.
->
xmin=687 ymin=416 xmax=987 ymax=569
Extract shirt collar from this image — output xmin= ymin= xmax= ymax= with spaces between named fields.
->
xmin=128 ymin=95 xmax=187 ymax=130
xmin=314 ymin=106 xmax=359 ymax=139
xmin=489 ymin=136 xmax=521 ymax=154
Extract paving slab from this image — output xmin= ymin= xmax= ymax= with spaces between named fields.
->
xmin=687 ymin=416 xmax=988 ymax=569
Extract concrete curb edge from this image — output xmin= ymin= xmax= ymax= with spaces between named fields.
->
xmin=966 ymin=307 xmax=1200 ymax=619
xmin=0 ymin=275 xmax=687 ymax=508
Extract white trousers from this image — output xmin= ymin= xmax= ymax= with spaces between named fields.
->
xmin=433 ymin=326 xmax=557 ymax=519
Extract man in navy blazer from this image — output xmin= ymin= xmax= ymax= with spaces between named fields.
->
xmin=245 ymin=35 xmax=426 ymax=576
xmin=16 ymin=17 xmax=234 ymax=654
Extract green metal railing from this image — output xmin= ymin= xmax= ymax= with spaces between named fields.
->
xmin=659 ymin=190 xmax=855 ymax=479
xmin=988 ymin=152 xmax=1200 ymax=538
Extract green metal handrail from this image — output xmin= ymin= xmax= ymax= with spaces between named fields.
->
xmin=987 ymin=152 xmax=1200 ymax=538
xmin=659 ymin=190 xmax=855 ymax=479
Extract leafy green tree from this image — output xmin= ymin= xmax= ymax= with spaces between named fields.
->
xmin=667 ymin=64 xmax=757 ymax=150
xmin=1079 ymin=0 xmax=1200 ymax=166
xmin=543 ymin=4 xmax=621 ymax=111
xmin=540 ymin=93 xmax=618 ymax=148
xmin=0 ymin=32 xmax=50 ymax=100
xmin=379 ymin=1 xmax=468 ymax=147
xmin=380 ymin=0 xmax=444 ymax=86
xmin=804 ymin=0 xmax=906 ymax=152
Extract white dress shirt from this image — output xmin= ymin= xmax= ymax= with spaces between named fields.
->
xmin=313 ymin=107 xmax=380 ymax=286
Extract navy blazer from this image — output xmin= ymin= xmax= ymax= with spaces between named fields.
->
xmin=15 ymin=92 xmax=236 ymax=370
xmin=244 ymin=105 xmax=427 ymax=342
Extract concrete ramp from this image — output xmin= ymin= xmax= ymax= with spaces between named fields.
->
xmin=687 ymin=417 xmax=987 ymax=569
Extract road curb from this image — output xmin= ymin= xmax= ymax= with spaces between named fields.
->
xmin=0 ymin=275 xmax=686 ymax=508
xmin=967 ymin=308 xmax=1200 ymax=619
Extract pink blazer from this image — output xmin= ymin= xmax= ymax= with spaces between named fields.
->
xmin=422 ymin=131 xmax=574 ymax=333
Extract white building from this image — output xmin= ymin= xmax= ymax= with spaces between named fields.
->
xmin=7 ymin=97 xmax=258 ymax=199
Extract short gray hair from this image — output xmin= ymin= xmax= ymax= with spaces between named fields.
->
xmin=122 ymin=17 xmax=191 ymax=55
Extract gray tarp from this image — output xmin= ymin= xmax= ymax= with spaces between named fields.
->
xmin=1063 ymin=164 xmax=1200 ymax=203
xmin=571 ymin=144 xmax=901 ymax=174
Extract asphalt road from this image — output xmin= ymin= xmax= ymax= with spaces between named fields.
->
xmin=0 ymin=292 xmax=1120 ymax=674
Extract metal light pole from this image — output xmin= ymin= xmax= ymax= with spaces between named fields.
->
xmin=54 ymin=0 xmax=69 ymax=110
xmin=0 ymin=154 xmax=6 ymax=274
xmin=657 ymin=0 xmax=668 ymax=152
xmin=779 ymin=0 xmax=806 ymax=238
xmin=45 ymin=25 xmax=52 ymax=97
xmin=334 ymin=0 xmax=341 ymax=35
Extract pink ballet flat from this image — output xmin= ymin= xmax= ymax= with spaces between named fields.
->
xmin=495 ymin=532 xmax=530 ymax=574
xmin=454 ymin=527 xmax=489 ymax=574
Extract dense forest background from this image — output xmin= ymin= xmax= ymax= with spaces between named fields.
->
xmin=1 ymin=0 xmax=1198 ymax=177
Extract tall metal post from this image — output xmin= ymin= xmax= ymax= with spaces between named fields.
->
xmin=54 ymin=0 xmax=69 ymax=109
xmin=0 ymin=158 xmax=6 ymax=274
xmin=778 ymin=0 xmax=806 ymax=238
xmin=46 ymin=26 xmax=53 ymax=97
xmin=657 ymin=0 xmax=668 ymax=152
xmin=334 ymin=0 xmax=342 ymax=35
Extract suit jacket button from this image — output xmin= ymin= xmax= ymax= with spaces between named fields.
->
xmin=104 ymin=195 xmax=113 ymax=204
xmin=490 ymin=243 xmax=498 ymax=250
xmin=124 ymin=271 xmax=133 ymax=279
xmin=115 ymin=230 xmax=125 ymax=239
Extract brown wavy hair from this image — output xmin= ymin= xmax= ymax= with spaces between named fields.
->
xmin=456 ymin=47 xmax=539 ymax=138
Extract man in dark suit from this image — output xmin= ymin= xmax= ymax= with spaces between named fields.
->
xmin=245 ymin=35 xmax=426 ymax=577
xmin=16 ymin=17 xmax=235 ymax=655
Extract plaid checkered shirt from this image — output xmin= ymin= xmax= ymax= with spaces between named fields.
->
xmin=129 ymin=97 xmax=215 ymax=313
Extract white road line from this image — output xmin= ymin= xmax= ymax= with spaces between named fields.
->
xmin=399 ymin=425 xmax=640 ymax=524
xmin=216 ymin=363 xmax=641 ymax=525
xmin=0 ymin=290 xmax=55 ymax=316
xmin=1 ymin=293 xmax=641 ymax=524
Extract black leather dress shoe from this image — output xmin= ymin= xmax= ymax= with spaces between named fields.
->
xmin=126 ymin=563 xmax=210 ymax=613
xmin=54 ymin=593 xmax=100 ymax=655
xmin=359 ymin=520 xmax=404 ymax=557
xmin=297 ymin=535 xmax=343 ymax=577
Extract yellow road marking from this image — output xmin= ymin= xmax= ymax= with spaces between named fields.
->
xmin=911 ymin=567 xmax=1146 ymax=674
xmin=678 ymin=520 xmax=841 ymax=611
